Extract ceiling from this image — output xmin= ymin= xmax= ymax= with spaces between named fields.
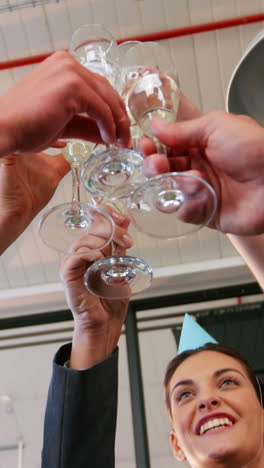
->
xmin=0 ymin=0 xmax=263 ymax=316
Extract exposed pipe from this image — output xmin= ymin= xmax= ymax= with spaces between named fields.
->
xmin=0 ymin=12 xmax=263 ymax=71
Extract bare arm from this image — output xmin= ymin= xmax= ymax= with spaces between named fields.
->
xmin=228 ymin=234 xmax=264 ymax=290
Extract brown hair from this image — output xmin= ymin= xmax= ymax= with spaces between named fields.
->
xmin=164 ymin=342 xmax=264 ymax=415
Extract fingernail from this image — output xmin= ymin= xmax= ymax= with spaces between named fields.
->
xmin=117 ymin=137 xmax=131 ymax=148
xmin=150 ymin=117 xmax=167 ymax=132
xmin=100 ymin=128 xmax=115 ymax=145
xmin=143 ymin=159 xmax=158 ymax=177
xmin=122 ymin=233 xmax=133 ymax=247
xmin=116 ymin=138 xmax=124 ymax=147
xmin=55 ymin=140 xmax=67 ymax=148
xmin=112 ymin=211 xmax=126 ymax=222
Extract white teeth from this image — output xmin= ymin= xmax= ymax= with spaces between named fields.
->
xmin=199 ymin=417 xmax=233 ymax=435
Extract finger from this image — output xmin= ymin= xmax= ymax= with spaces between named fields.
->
xmin=68 ymin=234 xmax=110 ymax=255
xmin=45 ymin=153 xmax=70 ymax=179
xmin=113 ymin=224 xmax=133 ymax=249
xmin=100 ymin=204 xmax=131 ymax=229
xmin=100 ymin=205 xmax=133 ymax=248
xmin=89 ymin=73 xmax=130 ymax=147
xmin=109 ymin=210 xmax=130 ymax=229
xmin=150 ymin=116 xmax=207 ymax=150
xmin=78 ymin=68 xmax=130 ymax=147
xmin=140 ymin=137 xmax=156 ymax=157
xmin=62 ymin=115 xmax=103 ymax=144
xmin=112 ymin=242 xmax=126 ymax=256
xmin=166 ymin=155 xmax=191 ymax=172
xmin=143 ymin=153 xmax=170 ymax=177
xmin=61 ymin=248 xmax=104 ymax=282
xmin=50 ymin=139 xmax=67 ymax=148
xmin=167 ymin=169 xmax=217 ymax=227
xmin=80 ymin=84 xmax=117 ymax=145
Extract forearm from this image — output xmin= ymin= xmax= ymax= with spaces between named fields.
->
xmin=0 ymin=112 xmax=16 ymax=157
xmin=42 ymin=343 xmax=118 ymax=468
xmin=227 ymin=233 xmax=264 ymax=290
xmin=0 ymin=218 xmax=27 ymax=254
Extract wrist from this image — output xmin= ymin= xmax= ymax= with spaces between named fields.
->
xmin=0 ymin=216 xmax=24 ymax=254
xmin=70 ymin=323 xmax=115 ymax=369
xmin=0 ymin=107 xmax=17 ymax=157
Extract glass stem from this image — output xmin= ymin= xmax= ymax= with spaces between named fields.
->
xmin=110 ymin=240 xmax=122 ymax=257
xmin=70 ymin=162 xmax=82 ymax=215
xmin=106 ymin=143 xmax=115 ymax=150
xmin=154 ymin=138 xmax=167 ymax=155
xmin=131 ymin=124 xmax=142 ymax=154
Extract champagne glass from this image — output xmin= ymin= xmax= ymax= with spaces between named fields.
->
xmin=121 ymin=41 xmax=179 ymax=153
xmin=83 ymin=197 xmax=153 ymax=300
xmin=81 ymin=145 xmax=146 ymax=200
xmin=39 ymin=139 xmax=114 ymax=253
xmin=79 ymin=40 xmax=147 ymax=201
xmin=125 ymin=64 xmax=217 ymax=239
xmin=69 ymin=23 xmax=118 ymax=87
xmin=84 ymin=251 xmax=153 ymax=299
xmin=69 ymin=31 xmax=153 ymax=297
xmin=128 ymin=172 xmax=217 ymax=239
xmin=70 ymin=29 xmax=145 ymax=198
xmin=120 ymin=41 xmax=176 ymax=90
xmin=127 ymin=71 xmax=180 ymax=139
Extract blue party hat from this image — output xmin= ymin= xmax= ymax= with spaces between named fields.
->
xmin=178 ymin=314 xmax=218 ymax=354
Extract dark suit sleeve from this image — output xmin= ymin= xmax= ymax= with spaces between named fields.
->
xmin=41 ymin=343 xmax=119 ymax=468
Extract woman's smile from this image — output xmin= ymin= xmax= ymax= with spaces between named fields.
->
xmin=195 ymin=412 xmax=236 ymax=436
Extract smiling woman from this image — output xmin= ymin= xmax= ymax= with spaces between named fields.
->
xmin=164 ymin=343 xmax=264 ymax=467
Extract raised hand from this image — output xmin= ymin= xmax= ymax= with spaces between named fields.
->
xmin=0 ymin=151 xmax=69 ymax=254
xmin=141 ymin=111 xmax=264 ymax=235
xmin=60 ymin=210 xmax=133 ymax=369
xmin=0 ymin=51 xmax=130 ymax=157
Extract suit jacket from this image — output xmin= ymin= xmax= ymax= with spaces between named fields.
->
xmin=41 ymin=343 xmax=118 ymax=468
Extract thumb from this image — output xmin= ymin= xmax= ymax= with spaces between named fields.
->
xmin=48 ymin=153 xmax=71 ymax=180
xmin=150 ymin=116 xmax=207 ymax=151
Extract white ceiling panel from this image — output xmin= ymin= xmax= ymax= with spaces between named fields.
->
xmin=43 ymin=1 xmax=72 ymax=50
xmin=163 ymin=0 xmax=190 ymax=29
xmin=0 ymin=10 xmax=29 ymax=58
xmin=139 ymin=0 xmax=168 ymax=34
xmin=113 ymin=0 xmax=142 ymax=38
xmin=65 ymin=0 xmax=94 ymax=34
xmin=20 ymin=5 xmax=53 ymax=55
xmin=92 ymin=0 xmax=121 ymax=37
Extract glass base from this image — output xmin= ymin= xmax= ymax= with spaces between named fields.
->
xmin=84 ymin=255 xmax=153 ymax=299
xmin=128 ymin=172 xmax=217 ymax=239
xmin=81 ymin=148 xmax=145 ymax=199
xmin=39 ymin=202 xmax=114 ymax=254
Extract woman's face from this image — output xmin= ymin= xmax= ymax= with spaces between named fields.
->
xmin=168 ymin=351 xmax=264 ymax=467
